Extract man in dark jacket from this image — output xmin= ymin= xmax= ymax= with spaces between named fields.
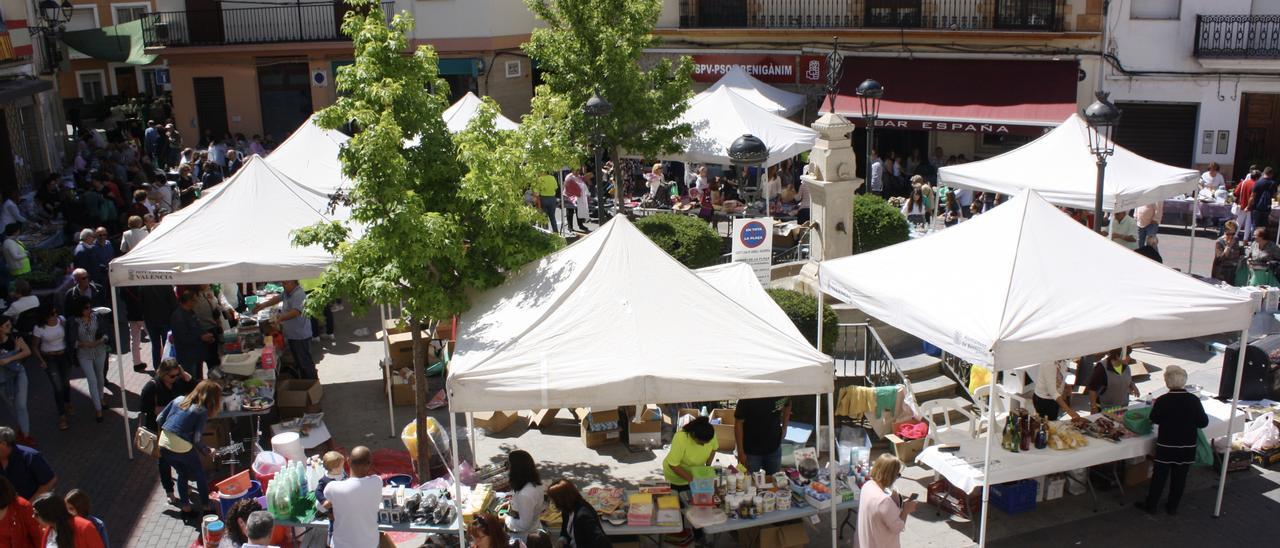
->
xmin=170 ymin=290 xmax=212 ymax=380
xmin=140 ymin=285 xmax=179 ymax=373
xmin=63 ymin=268 xmax=109 ymax=311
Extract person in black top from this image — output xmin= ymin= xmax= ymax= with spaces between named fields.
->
xmin=734 ymin=396 xmax=791 ymax=475
xmin=1136 ymin=365 xmax=1207 ymax=516
xmin=1248 ymin=166 xmax=1277 ymax=235
xmin=548 ymin=479 xmax=611 ymax=548
xmin=139 ymin=285 xmax=178 ymax=372
xmin=139 ymin=359 xmax=192 ymax=504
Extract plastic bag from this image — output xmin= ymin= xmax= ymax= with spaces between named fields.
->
xmin=1194 ymin=429 xmax=1213 ymax=468
xmin=968 ymin=365 xmax=992 ymax=395
xmin=1124 ymin=407 xmax=1153 ymax=435
xmin=1239 ymin=412 xmax=1279 ymax=451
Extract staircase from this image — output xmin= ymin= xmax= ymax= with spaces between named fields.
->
xmin=830 ymin=304 xmax=974 ymax=422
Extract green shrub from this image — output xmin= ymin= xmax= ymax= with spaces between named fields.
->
xmin=767 ymin=288 xmax=838 ymax=353
xmin=853 ymin=194 xmax=909 ymax=254
xmin=636 ymin=214 xmax=722 ymax=268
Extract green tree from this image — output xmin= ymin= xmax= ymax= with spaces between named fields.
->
xmin=853 ymin=194 xmax=910 ymax=254
xmin=523 ymin=0 xmax=693 ymax=179
xmin=635 ymin=215 xmax=722 ymax=268
xmin=294 ymin=0 xmax=561 ymax=477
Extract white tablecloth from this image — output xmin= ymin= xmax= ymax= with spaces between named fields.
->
xmin=916 ymin=398 xmax=1244 ymax=494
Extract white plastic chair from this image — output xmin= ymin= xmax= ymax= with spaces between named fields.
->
xmin=919 ymin=399 xmax=977 ymax=449
xmin=972 ymin=383 xmax=1031 ymax=435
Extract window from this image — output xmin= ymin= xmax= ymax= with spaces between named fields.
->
xmin=77 ymin=71 xmax=106 ymax=103
xmin=113 ymin=4 xmax=150 ymax=24
xmin=1131 ymin=0 xmax=1180 ymax=20
xmin=140 ymin=68 xmax=162 ymax=96
xmin=66 ymin=7 xmax=99 ymax=60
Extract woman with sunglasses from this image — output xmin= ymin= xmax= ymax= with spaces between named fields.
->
xmin=857 ymin=454 xmax=917 ymax=548
xmin=139 ymin=359 xmax=192 ymax=506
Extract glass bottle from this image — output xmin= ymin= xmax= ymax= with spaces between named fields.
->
xmin=1035 ymin=420 xmax=1049 ymax=450
xmin=1019 ymin=414 xmax=1032 ymax=451
xmin=1001 ymin=415 xmax=1015 ymax=451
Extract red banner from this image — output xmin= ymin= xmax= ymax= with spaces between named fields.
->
xmin=691 ymin=54 xmax=798 ymax=84
xmin=798 ymin=55 xmax=827 ymax=85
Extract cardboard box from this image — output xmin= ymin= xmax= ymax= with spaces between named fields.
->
xmin=474 ymin=411 xmax=521 ymax=434
xmin=382 ymin=318 xmax=407 ymax=335
xmin=581 ymin=409 xmax=622 ymax=449
xmin=390 ymin=382 xmax=415 ymax=406
xmin=759 ymin=523 xmax=809 ymax=548
xmin=1123 ymin=458 xmax=1151 ymax=487
xmin=278 ymin=379 xmax=323 ymax=408
xmin=279 ymin=403 xmax=322 ymax=420
xmin=1034 ymin=475 xmax=1046 ymax=502
xmin=628 ymin=405 xmax=663 ymax=448
xmin=377 ymin=329 xmax=440 ymax=369
xmin=1045 ymin=475 xmax=1066 ymax=500
xmin=709 ymin=408 xmax=736 ymax=452
xmin=529 ymin=408 xmax=561 ymax=429
xmin=885 ymin=433 xmax=926 ymax=465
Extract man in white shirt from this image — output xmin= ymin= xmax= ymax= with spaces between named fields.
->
xmin=1110 ymin=211 xmax=1139 ymax=250
xmin=955 ymin=187 xmax=975 ymax=218
xmin=868 ymin=150 xmax=884 ymax=196
xmin=243 ymin=511 xmax=279 ymax=548
xmin=1133 ymin=202 xmax=1163 ymax=251
xmin=4 ymin=280 xmax=38 ymax=318
xmin=324 ymin=446 xmax=383 ymax=548
xmin=1032 ymin=360 xmax=1082 ymax=420
xmin=1201 ymin=162 xmax=1224 ymax=191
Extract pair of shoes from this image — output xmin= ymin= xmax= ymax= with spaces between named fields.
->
xmin=1133 ymin=501 xmax=1156 ymax=514
xmin=133 ymin=362 xmax=148 ymax=373
xmin=58 ymin=416 xmax=69 ymax=431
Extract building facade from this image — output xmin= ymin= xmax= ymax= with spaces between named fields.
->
xmin=0 ymin=0 xmax=65 ymax=193
xmin=142 ymin=0 xmax=539 ymax=145
xmin=59 ymin=0 xmax=167 ymax=109
xmin=650 ymin=0 xmax=1105 ymax=174
xmin=1105 ymin=0 xmax=1280 ymax=179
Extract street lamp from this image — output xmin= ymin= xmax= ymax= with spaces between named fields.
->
xmin=730 ymin=134 xmax=768 ymax=203
xmin=856 ymin=79 xmax=884 ymax=193
xmin=583 ymin=90 xmax=612 ymax=223
xmin=1083 ymin=91 xmax=1122 ymax=233
xmin=28 ymin=0 xmax=74 ymax=71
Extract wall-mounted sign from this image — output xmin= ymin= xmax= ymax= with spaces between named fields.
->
xmin=691 ymin=54 xmax=798 ymax=84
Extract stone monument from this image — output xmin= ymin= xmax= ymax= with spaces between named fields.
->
xmin=801 ymin=111 xmax=861 ymax=262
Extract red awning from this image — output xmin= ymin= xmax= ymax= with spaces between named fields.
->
xmin=825 ymin=58 xmax=1079 ymax=136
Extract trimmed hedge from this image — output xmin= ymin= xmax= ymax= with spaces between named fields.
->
xmin=853 ymin=194 xmax=910 ymax=254
xmin=767 ymin=288 xmax=838 ymax=353
xmin=636 ymin=214 xmax=722 ymax=268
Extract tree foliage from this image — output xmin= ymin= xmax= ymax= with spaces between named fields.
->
xmin=523 ymin=0 xmax=693 ymax=157
xmin=635 ymin=214 xmax=722 ymax=269
xmin=294 ymin=0 xmax=561 ymax=327
xmin=766 ymin=288 xmax=838 ymax=353
xmin=853 ymin=194 xmax=910 ymax=255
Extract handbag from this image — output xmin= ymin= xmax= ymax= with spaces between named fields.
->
xmin=135 ymin=426 xmax=161 ymax=458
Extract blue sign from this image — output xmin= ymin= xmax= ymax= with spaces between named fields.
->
xmin=154 ymin=68 xmax=170 ymax=85
xmin=739 ymin=220 xmax=767 ymax=249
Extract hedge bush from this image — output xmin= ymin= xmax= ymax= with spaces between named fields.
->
xmin=636 ymin=214 xmax=722 ymax=268
xmin=766 ymin=288 xmax=838 ymax=353
xmin=853 ymin=194 xmax=910 ymax=254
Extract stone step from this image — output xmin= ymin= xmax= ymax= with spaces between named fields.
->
xmin=895 ymin=352 xmax=942 ymax=381
xmin=908 ymin=374 xmax=960 ymax=402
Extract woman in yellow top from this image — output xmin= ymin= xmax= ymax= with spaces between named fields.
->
xmin=663 ymin=417 xmax=718 ymax=488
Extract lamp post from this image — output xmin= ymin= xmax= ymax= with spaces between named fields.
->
xmin=583 ymin=90 xmax=612 ymax=223
xmin=730 ymin=134 xmax=768 ymax=202
xmin=1083 ymin=91 xmax=1122 ymax=233
xmin=856 ymin=79 xmax=884 ymax=194
xmin=28 ymin=0 xmax=74 ymax=71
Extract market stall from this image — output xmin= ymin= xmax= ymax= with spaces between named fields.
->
xmin=265 ymin=116 xmax=352 ymax=194
xmin=442 ymin=92 xmax=519 ymax=134
xmin=659 ymin=86 xmax=817 ymax=169
xmin=818 ymin=191 xmax=1255 ymax=546
xmin=695 ymin=65 xmax=806 ymax=117
xmin=448 ymin=215 xmax=842 ymax=545
xmin=109 ymin=156 xmax=352 ymax=459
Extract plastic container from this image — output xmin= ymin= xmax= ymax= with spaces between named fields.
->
xmin=216 ymin=470 xmax=251 ymax=497
xmin=990 ymin=479 xmax=1038 ymax=515
xmin=203 ymin=519 xmax=225 ymax=547
xmin=400 ymin=417 xmax=451 ymax=467
xmin=271 ymin=432 xmax=305 ymax=462
xmin=217 ymin=480 xmax=262 ymax=519
xmin=688 ymin=466 xmax=716 ymax=506
xmin=253 ymin=451 xmax=286 ymax=493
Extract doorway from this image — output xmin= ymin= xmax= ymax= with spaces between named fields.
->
xmin=193 ymin=77 xmax=229 ymax=141
xmin=257 ymin=61 xmax=312 ymax=142
xmin=1236 ymin=93 xmax=1280 ymax=180
xmin=114 ymin=66 xmax=139 ymax=97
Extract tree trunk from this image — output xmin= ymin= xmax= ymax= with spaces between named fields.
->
xmin=409 ymin=319 xmax=433 ymax=480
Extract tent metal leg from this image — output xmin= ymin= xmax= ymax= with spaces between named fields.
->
xmin=827 ymin=391 xmax=837 ymax=548
xmin=381 ymin=304 xmax=396 ymax=438
xmin=467 ymin=412 xmax=476 ymax=462
xmin=1214 ymin=327 xmax=1251 ymax=517
xmin=977 ymin=369 xmax=998 ymax=547
xmin=111 ymin=290 xmax=132 ymax=459
xmin=450 ymin=408 xmax=466 ymax=547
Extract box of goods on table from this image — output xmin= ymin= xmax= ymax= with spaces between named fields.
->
xmin=683 ymin=446 xmax=855 ymax=530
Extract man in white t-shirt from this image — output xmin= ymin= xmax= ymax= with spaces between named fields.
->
xmin=868 ymin=150 xmax=883 ymax=196
xmin=1201 ymin=162 xmax=1224 ymax=191
xmin=1110 ymin=211 xmax=1140 ymax=250
xmin=1032 ymin=360 xmax=1082 ymax=421
xmin=324 ymin=446 xmax=383 ymax=547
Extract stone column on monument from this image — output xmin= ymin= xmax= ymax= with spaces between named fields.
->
xmin=801 ymin=111 xmax=862 ymax=262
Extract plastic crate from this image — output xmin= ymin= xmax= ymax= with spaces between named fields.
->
xmin=990 ymin=479 xmax=1038 ymax=515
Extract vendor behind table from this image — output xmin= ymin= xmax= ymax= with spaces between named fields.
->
xmin=734 ymin=396 xmax=791 ymax=475
xmin=1086 ymin=348 xmax=1140 ymax=413
xmin=252 ymin=280 xmax=316 ymax=379
xmin=663 ymin=417 xmax=718 ymax=489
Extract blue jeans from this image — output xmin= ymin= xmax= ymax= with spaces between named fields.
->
xmin=41 ymin=353 xmax=71 ymax=416
xmin=145 ymin=320 xmax=170 ymax=369
xmin=743 ymin=447 xmax=782 ymax=475
xmin=539 ymin=196 xmax=559 ymax=232
xmin=0 ymin=363 xmax=29 ymax=433
xmin=287 ymin=338 xmax=317 ymax=380
xmin=162 ymin=447 xmax=207 ymax=510
xmin=1138 ymin=223 xmax=1159 ymax=249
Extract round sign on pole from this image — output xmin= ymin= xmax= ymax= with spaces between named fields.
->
xmin=739 ymin=220 xmax=767 ymax=249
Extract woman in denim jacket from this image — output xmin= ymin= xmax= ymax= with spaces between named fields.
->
xmin=157 ymin=380 xmax=222 ymax=516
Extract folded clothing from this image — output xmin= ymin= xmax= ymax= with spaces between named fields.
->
xmin=895 ymin=420 xmax=929 ymax=440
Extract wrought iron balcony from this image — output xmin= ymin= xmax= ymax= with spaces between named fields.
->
xmin=678 ymin=0 xmax=1065 ymax=31
xmin=141 ymin=2 xmax=393 ymax=47
xmin=1194 ymin=14 xmax=1280 ymax=58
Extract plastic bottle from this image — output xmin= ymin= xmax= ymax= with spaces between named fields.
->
xmin=261 ymin=340 xmax=276 ymax=370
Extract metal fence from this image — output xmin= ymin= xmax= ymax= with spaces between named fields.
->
xmin=142 ymin=2 xmax=393 ymax=47
xmin=680 ymin=0 xmax=1064 ymax=31
xmin=1195 ymin=14 xmax=1280 ymax=58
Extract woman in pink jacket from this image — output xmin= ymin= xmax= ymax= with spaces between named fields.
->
xmin=857 ymin=454 xmax=917 ymax=548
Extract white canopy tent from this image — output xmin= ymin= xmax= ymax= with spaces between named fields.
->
xmin=265 ymin=116 xmax=351 ymax=193
xmin=663 ymin=86 xmax=817 ymax=169
xmin=818 ymin=191 xmax=1255 ymax=545
xmin=446 ymin=215 xmax=839 ymax=545
xmin=694 ymin=262 xmax=808 ymax=343
xmin=695 ymin=65 xmax=806 ymax=117
xmin=442 ymin=91 xmax=518 ymax=134
xmin=938 ymin=114 xmax=1200 ymax=212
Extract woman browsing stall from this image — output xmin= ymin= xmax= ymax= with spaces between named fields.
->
xmin=501 ymin=450 xmax=546 ymax=542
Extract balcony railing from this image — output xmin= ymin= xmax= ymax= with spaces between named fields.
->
xmin=141 ymin=2 xmax=393 ymax=47
xmin=1195 ymin=14 xmax=1280 ymax=58
xmin=679 ymin=0 xmax=1065 ymax=31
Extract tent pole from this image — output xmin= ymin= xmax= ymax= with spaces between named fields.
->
xmin=1188 ymin=201 xmax=1197 ymax=274
xmin=827 ymin=390 xmax=837 ymax=547
xmin=977 ymin=367 xmax=998 ymax=547
xmin=450 ymin=408 xmax=466 ymax=547
xmin=112 ymin=289 xmax=132 ymax=459
xmin=381 ymin=304 xmax=395 ymax=438
xmin=1214 ymin=326 xmax=1251 ymax=516
xmin=815 ymin=284 xmax=824 ymax=456
xmin=467 ymin=412 xmax=476 ymax=461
